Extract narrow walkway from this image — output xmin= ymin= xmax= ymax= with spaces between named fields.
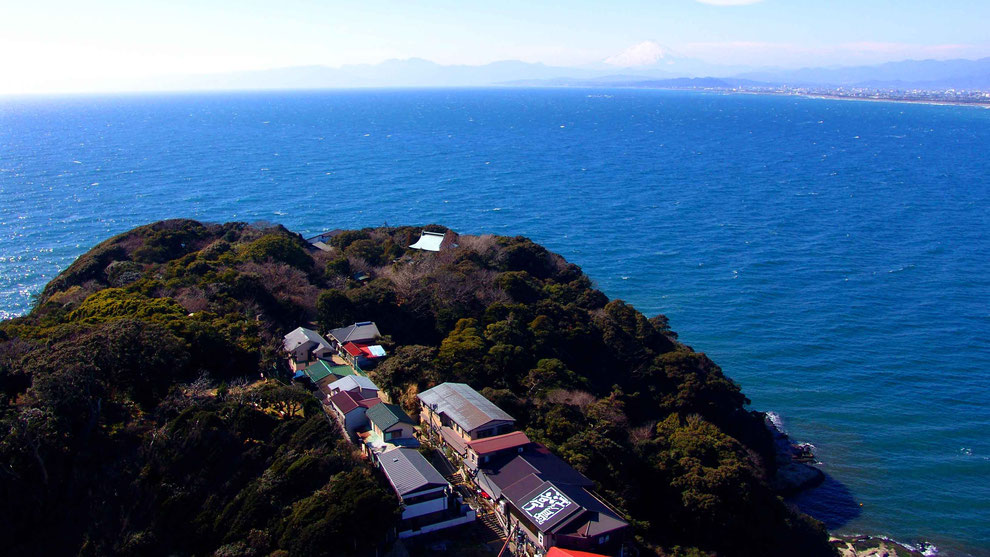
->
xmin=478 ymin=509 xmax=506 ymax=544
xmin=428 ymin=447 xmax=509 ymax=553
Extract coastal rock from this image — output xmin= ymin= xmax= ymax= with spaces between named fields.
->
xmin=829 ymin=535 xmax=925 ymax=557
xmin=765 ymin=412 xmax=826 ymax=494
xmin=773 ymin=461 xmax=825 ymax=494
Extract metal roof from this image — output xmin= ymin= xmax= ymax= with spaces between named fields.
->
xmin=328 ymin=375 xmax=379 ymax=393
xmin=329 ymin=390 xmax=381 ymax=415
xmin=367 ymin=402 xmax=415 ymax=432
xmin=303 ymin=360 xmax=353 ymax=383
xmin=550 ymin=485 xmax=629 ymax=537
xmin=342 ymin=342 xmax=386 ymax=358
xmin=378 ymin=447 xmax=449 ymax=498
xmin=328 ymin=321 xmax=381 ymax=345
xmin=467 ymin=431 xmax=531 ymax=456
xmin=417 ymin=383 xmax=514 ymax=432
xmin=440 ymin=426 xmax=469 ymax=456
xmin=475 ymin=443 xmax=593 ymax=501
xmin=479 ymin=443 xmax=628 ymax=537
xmin=282 ymin=327 xmax=332 ymax=352
xmin=502 ymin=477 xmax=628 ymax=536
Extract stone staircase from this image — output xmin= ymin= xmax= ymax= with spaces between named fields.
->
xmin=477 ymin=509 xmax=506 ymax=541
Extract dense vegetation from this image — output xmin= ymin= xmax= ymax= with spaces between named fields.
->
xmin=0 ymin=219 xmax=833 ymax=556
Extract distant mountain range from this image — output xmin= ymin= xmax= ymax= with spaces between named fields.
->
xmin=736 ymin=57 xmax=990 ymax=89
xmin=148 ymin=59 xmax=613 ymax=91
xmin=118 ymin=56 xmax=990 ymax=93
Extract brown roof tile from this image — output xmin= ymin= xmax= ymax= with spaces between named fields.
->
xmin=467 ymin=431 xmax=531 ymax=456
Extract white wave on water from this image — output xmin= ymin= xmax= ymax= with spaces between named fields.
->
xmin=765 ymin=410 xmax=786 ymax=433
xmin=888 ymin=264 xmax=916 ymax=274
xmin=897 ymin=538 xmax=939 ymax=556
xmin=842 ymin=535 xmax=939 ymax=556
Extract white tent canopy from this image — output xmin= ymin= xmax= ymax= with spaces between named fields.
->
xmin=409 ymin=230 xmax=446 ymax=252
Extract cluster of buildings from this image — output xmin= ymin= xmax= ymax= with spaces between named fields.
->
xmin=284 ymin=321 xmax=386 ymax=374
xmin=418 ymin=383 xmax=629 ymax=556
xmin=284 ymin=323 xmax=476 ymax=540
xmin=283 ymin=315 xmax=628 ymax=555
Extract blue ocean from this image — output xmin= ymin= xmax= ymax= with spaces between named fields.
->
xmin=1 ymin=89 xmax=988 ymax=555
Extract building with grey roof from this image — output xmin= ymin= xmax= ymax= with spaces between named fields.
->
xmin=327 ymin=321 xmax=381 ymax=347
xmin=417 ymin=383 xmax=516 ymax=455
xmin=379 ymin=447 xmax=449 ymax=498
xmin=327 ymin=375 xmax=380 ymax=399
xmin=377 ymin=447 xmax=475 ymax=538
xmin=376 ymin=447 xmax=475 ymax=538
xmin=282 ymin=327 xmax=333 ymax=372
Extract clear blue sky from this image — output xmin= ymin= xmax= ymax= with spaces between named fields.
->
xmin=2 ymin=0 xmax=988 ymax=93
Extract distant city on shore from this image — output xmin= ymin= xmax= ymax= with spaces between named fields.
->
xmin=13 ymin=53 xmax=990 ymax=99
xmin=551 ymin=80 xmax=990 ymax=106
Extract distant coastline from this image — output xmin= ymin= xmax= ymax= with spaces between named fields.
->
xmin=589 ymin=84 xmax=990 ymax=108
xmin=734 ymin=89 xmax=990 ymax=108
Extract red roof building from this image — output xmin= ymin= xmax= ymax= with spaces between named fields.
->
xmin=329 ymin=389 xmax=382 ymax=414
xmin=342 ymin=342 xmax=364 ymax=358
xmin=469 ymin=431 xmax=531 ymax=455
xmin=328 ymin=389 xmax=382 ymax=437
xmin=341 ymin=342 xmax=387 ymax=365
xmin=466 ymin=431 xmax=531 ymax=469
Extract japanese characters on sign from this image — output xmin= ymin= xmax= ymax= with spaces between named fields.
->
xmin=522 ymin=487 xmax=573 ymax=525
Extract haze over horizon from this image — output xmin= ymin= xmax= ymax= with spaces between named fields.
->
xmin=3 ymin=0 xmax=990 ymax=95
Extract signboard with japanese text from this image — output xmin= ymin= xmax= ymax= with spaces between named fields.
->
xmin=521 ymin=487 xmax=574 ymax=526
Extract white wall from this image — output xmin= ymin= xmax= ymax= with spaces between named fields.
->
xmin=398 ymin=510 xmax=476 ymax=539
xmin=385 ymin=422 xmax=415 ymax=440
xmin=402 ymin=488 xmax=448 ymax=519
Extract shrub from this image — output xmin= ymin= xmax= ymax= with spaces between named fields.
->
xmin=240 ymin=235 xmax=313 ymax=270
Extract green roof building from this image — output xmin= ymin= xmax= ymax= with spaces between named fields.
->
xmin=367 ymin=403 xmax=416 ymax=442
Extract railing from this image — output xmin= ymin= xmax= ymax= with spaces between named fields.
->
xmin=587 ymin=488 xmax=628 ymax=521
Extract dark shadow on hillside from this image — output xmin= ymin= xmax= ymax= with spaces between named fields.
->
xmin=787 ymin=473 xmax=862 ymax=530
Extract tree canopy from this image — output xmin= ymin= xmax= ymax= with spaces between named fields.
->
xmin=0 ymin=220 xmax=832 ymax=556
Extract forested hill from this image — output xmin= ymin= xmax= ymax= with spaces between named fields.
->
xmin=0 ymin=219 xmax=833 ymax=556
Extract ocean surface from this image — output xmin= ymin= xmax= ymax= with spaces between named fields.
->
xmin=1 ymin=89 xmax=988 ymax=555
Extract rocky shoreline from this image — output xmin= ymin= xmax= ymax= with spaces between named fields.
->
xmin=766 ymin=415 xmax=941 ymax=556
xmin=829 ymin=535 xmax=931 ymax=557
xmin=765 ymin=412 xmax=826 ymax=495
